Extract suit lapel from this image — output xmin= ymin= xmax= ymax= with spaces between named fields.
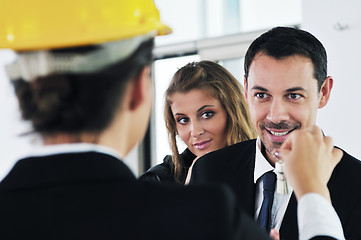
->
xmin=232 ymin=140 xmax=257 ymax=217
xmin=190 ymin=139 xmax=257 ymax=217
xmin=279 ymin=193 xmax=298 ymax=239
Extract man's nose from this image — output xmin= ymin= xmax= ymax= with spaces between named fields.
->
xmin=266 ymin=99 xmax=290 ymax=124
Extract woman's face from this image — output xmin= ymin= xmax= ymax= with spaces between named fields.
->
xmin=170 ymin=89 xmax=228 ymax=157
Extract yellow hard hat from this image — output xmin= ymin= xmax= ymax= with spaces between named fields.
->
xmin=0 ymin=0 xmax=171 ymax=51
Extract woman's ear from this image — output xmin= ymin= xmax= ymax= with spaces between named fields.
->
xmin=129 ymin=66 xmax=151 ymax=111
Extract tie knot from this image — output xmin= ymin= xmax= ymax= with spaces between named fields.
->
xmin=263 ymin=171 xmax=276 ymax=192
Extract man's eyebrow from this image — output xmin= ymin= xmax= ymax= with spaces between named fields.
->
xmin=250 ymin=86 xmax=307 ymax=92
xmin=286 ymin=87 xmax=307 ymax=92
xmin=251 ymin=86 xmax=268 ymax=92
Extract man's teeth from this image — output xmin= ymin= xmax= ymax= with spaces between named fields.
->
xmin=270 ymin=130 xmax=290 ymax=136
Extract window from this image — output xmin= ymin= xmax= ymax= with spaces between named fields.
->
xmin=153 ymin=55 xmax=200 ymax=165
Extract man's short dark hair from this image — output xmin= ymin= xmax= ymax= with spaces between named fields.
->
xmin=244 ymin=26 xmax=327 ymax=90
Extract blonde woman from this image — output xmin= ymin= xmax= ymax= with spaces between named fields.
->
xmin=139 ymin=60 xmax=256 ymax=184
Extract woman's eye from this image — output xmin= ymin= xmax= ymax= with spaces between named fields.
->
xmin=202 ymin=111 xmax=214 ymax=119
xmin=177 ymin=117 xmax=189 ymax=124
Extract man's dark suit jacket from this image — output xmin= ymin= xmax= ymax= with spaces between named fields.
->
xmin=190 ymin=139 xmax=361 ymax=240
xmin=0 ymin=151 xmax=271 ymax=240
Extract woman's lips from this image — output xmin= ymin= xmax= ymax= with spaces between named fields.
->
xmin=193 ymin=140 xmax=212 ymax=150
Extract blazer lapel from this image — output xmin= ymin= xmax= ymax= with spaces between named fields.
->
xmin=231 ymin=140 xmax=257 ymax=217
xmin=279 ymin=193 xmax=299 ymax=239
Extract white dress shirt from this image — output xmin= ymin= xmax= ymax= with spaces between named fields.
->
xmin=298 ymin=193 xmax=345 ymax=240
xmin=253 ymin=137 xmax=345 ymax=239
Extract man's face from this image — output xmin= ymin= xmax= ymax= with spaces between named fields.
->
xmin=245 ymin=53 xmax=332 ymax=164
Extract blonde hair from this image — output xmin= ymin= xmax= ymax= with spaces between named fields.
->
xmin=164 ymin=61 xmax=256 ymax=181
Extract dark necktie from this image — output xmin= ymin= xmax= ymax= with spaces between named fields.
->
xmin=257 ymin=171 xmax=276 ymax=233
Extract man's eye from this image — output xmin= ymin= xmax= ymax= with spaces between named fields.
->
xmin=255 ymin=93 xmax=267 ymax=99
xmin=201 ymin=111 xmax=214 ymax=119
xmin=288 ymin=93 xmax=301 ymax=100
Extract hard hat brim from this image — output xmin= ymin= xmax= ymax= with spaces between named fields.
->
xmin=0 ymin=0 xmax=173 ymax=51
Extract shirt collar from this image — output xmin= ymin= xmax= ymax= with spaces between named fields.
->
xmin=24 ymin=143 xmax=122 ymax=160
xmin=254 ymin=137 xmax=274 ymax=183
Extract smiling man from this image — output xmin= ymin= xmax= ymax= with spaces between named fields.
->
xmin=245 ymin=53 xmax=331 ymax=165
xmin=190 ymin=27 xmax=361 ymax=240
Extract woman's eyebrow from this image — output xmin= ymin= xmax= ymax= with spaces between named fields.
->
xmin=197 ymin=105 xmax=214 ymax=112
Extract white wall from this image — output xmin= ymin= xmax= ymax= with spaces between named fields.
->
xmin=0 ymin=50 xmax=35 ymax=180
xmin=303 ymin=0 xmax=361 ymax=159
xmin=239 ymin=0 xmax=302 ymax=31
xmin=154 ymin=0 xmax=206 ymax=45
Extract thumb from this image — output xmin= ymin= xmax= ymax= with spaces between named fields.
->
xmin=280 ymin=131 xmax=296 ymax=158
xmin=331 ymin=148 xmax=343 ymax=168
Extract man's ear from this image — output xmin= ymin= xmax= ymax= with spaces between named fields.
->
xmin=129 ymin=66 xmax=151 ymax=111
xmin=244 ymin=76 xmax=249 ymax=104
xmin=318 ymin=76 xmax=333 ymax=109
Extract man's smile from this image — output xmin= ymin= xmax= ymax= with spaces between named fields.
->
xmin=261 ymin=122 xmax=301 ymax=144
xmin=268 ymin=130 xmax=292 ymax=136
